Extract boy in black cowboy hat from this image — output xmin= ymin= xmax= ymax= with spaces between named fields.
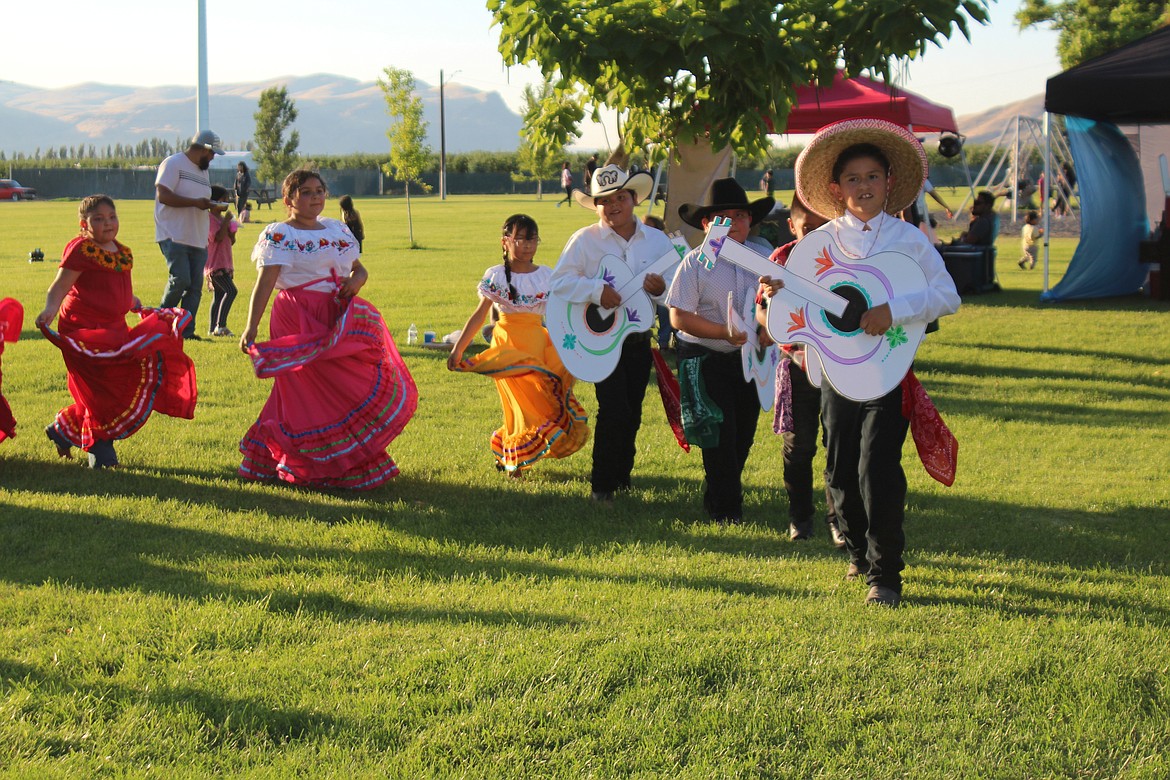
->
xmin=551 ymin=164 xmax=678 ymax=502
xmin=666 ymin=177 xmax=777 ymax=523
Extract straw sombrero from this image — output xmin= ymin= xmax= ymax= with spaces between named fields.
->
xmin=677 ymin=178 xmax=775 ymax=229
xmin=573 ymin=164 xmax=654 ymax=208
xmin=795 ymin=118 xmax=927 ymax=219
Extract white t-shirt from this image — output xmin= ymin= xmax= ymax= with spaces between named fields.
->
xmin=251 ymin=218 xmax=361 ymax=293
xmin=154 ymin=151 xmax=212 ymax=247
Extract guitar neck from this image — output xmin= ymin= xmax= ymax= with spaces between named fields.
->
xmin=601 ymin=235 xmax=689 ymax=315
xmin=714 ymin=239 xmax=848 ymax=317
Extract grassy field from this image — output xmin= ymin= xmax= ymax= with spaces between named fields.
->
xmin=1 ymin=192 xmax=1168 ymax=778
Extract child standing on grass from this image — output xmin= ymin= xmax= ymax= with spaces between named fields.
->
xmin=755 ymin=193 xmax=843 ymax=546
xmin=239 ymin=168 xmax=417 ymax=490
xmin=0 ymin=298 xmax=23 ymax=444
xmin=339 ymin=195 xmax=365 ymax=252
xmin=447 ymin=214 xmax=589 ymax=477
xmin=34 ymin=194 xmax=197 ymax=469
xmin=667 ymin=178 xmax=775 ymax=524
xmin=792 ymin=119 xmax=960 ymax=607
xmin=1019 ymin=210 xmax=1043 ymax=269
xmin=205 ymin=185 xmax=238 ymax=337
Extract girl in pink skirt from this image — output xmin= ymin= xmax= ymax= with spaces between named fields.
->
xmin=238 ymin=169 xmax=417 ymax=489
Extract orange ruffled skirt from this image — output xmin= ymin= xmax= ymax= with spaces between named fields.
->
xmin=455 ymin=312 xmax=588 ymax=472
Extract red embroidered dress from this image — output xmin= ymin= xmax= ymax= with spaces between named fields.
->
xmin=40 ymin=237 xmax=197 ymax=449
xmin=0 ymin=298 xmax=23 ymax=443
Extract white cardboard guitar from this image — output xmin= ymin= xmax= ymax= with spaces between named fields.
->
xmin=726 ymin=291 xmax=780 ymax=411
xmin=699 ymin=217 xmax=928 ymax=402
xmin=547 ymin=232 xmax=690 ymax=383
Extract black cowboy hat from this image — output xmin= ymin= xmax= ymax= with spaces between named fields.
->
xmin=677 ymin=178 xmax=775 ymax=229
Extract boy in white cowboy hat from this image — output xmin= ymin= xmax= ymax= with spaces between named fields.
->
xmin=551 ymin=164 xmax=678 ymax=502
xmin=792 ymin=118 xmax=960 ymax=607
xmin=666 ymin=177 xmax=777 ymax=523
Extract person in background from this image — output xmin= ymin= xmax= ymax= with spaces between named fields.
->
xmin=556 ymin=161 xmax=574 ymax=207
xmin=205 ymin=185 xmax=238 ymax=337
xmin=339 ymin=195 xmax=366 ymax=252
xmin=1018 ymin=210 xmax=1044 ymax=269
xmin=234 ymin=162 xmax=251 ymax=216
xmin=154 ymin=129 xmax=228 ymax=340
xmin=755 ymin=193 xmax=843 ymax=545
xmin=585 ymin=153 xmax=599 ymax=190
xmin=643 ymin=214 xmax=676 ymax=353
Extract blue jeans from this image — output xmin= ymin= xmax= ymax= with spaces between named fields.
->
xmin=159 ymin=239 xmax=207 ymax=337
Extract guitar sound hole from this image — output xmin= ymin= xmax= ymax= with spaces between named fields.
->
xmin=584 ymin=303 xmax=616 ymax=333
xmin=824 ymin=286 xmax=869 ymax=334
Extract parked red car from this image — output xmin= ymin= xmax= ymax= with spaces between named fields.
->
xmin=0 ymin=179 xmax=36 ymax=200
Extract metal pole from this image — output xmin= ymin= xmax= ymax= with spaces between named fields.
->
xmin=196 ymin=0 xmax=209 ymax=131
xmin=1042 ymin=112 xmax=1052 ymax=292
xmin=439 ymin=69 xmax=447 ymax=201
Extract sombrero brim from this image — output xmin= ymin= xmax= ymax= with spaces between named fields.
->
xmin=795 ymin=118 xmax=927 ymax=219
xmin=573 ymin=171 xmax=654 ymax=209
xmin=678 ymin=197 xmax=775 ymax=229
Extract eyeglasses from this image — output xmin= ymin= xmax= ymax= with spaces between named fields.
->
xmin=507 ymin=236 xmax=541 ymax=245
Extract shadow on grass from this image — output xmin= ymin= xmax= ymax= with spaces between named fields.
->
xmin=956 ymin=288 xmax=1165 ymax=312
xmin=0 ymin=657 xmax=347 ymax=759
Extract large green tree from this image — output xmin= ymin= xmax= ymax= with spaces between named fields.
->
xmin=1017 ymin=0 xmax=1170 ymax=68
xmin=514 ymin=82 xmax=585 ymax=199
xmin=379 ymin=66 xmax=431 ymax=248
xmin=252 ymin=86 xmax=300 ymax=185
xmin=489 ymin=0 xmax=992 ymax=161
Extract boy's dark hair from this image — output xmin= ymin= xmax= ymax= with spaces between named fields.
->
xmin=788 ymin=192 xmax=812 ymax=222
xmin=1025 ymin=210 xmax=1039 ymax=223
xmin=831 ymin=143 xmax=890 ymax=182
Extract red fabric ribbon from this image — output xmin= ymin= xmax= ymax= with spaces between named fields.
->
xmin=901 ymin=370 xmax=958 ymax=486
xmin=651 ymin=347 xmax=690 ymax=452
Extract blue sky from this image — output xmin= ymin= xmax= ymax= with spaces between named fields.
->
xmin=5 ymin=0 xmax=1060 ymax=145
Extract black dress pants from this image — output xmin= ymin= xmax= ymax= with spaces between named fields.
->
xmin=591 ymin=335 xmax=651 ymax=494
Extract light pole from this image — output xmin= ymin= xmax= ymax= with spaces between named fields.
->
xmin=439 ymin=69 xmax=460 ymax=201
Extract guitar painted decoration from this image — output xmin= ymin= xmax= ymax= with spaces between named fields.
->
xmin=726 ymin=291 xmax=780 ymax=411
xmin=699 ymin=217 xmax=928 ymax=402
xmin=548 ymin=232 xmax=690 ymax=383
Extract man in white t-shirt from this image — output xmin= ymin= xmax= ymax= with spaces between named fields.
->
xmin=155 ymin=129 xmax=228 ymax=339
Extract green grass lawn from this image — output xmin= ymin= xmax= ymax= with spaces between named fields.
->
xmin=1 ymin=193 xmax=1168 ymax=778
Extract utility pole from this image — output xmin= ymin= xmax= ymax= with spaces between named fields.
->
xmin=196 ymin=0 xmax=209 ymax=131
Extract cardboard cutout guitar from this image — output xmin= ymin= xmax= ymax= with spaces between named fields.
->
xmin=548 ymin=233 xmax=689 ymax=382
xmin=726 ymin=291 xmax=780 ymax=411
xmin=699 ymin=217 xmax=928 ymax=402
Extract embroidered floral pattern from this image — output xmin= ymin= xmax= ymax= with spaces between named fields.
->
xmin=78 ymin=240 xmax=133 ymax=272
xmin=261 ymin=229 xmax=353 ymax=255
xmin=478 ymin=278 xmax=549 ymax=308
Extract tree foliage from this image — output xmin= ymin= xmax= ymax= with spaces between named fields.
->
xmin=514 ymin=83 xmax=585 ymax=194
xmin=380 ymin=66 xmax=432 ymax=247
xmin=489 ymin=0 xmax=991 ymax=161
xmin=1016 ymin=0 xmax=1170 ymax=68
xmin=252 ymin=86 xmax=300 ymax=185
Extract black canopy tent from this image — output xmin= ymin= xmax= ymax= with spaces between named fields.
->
xmin=1045 ymin=26 xmax=1170 ymax=123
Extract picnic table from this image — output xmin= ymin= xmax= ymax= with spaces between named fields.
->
xmin=250 ymin=188 xmax=278 ymax=208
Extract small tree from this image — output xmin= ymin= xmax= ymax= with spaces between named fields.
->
xmin=253 ymin=86 xmax=300 ymax=186
xmin=379 ymin=66 xmax=431 ymax=248
xmin=1017 ymin=0 xmax=1170 ymax=68
xmin=513 ymin=82 xmax=584 ymax=199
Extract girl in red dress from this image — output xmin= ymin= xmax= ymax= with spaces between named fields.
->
xmin=35 ymin=195 xmax=197 ymax=469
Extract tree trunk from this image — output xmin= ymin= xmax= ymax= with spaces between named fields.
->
xmin=537 ymin=180 xmax=543 ymax=200
xmin=405 ymin=181 xmax=415 ymax=247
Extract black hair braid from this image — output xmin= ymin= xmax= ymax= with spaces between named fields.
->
xmin=501 ymin=241 xmax=518 ymax=302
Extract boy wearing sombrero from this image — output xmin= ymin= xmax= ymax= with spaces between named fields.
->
xmin=793 ymin=118 xmax=960 ymax=607
xmin=550 ymin=164 xmax=678 ymax=502
xmin=666 ymin=178 xmax=776 ymax=523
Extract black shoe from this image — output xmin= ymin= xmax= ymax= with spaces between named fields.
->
xmin=845 ymin=561 xmax=870 ymax=581
xmin=788 ymin=520 xmax=813 ymax=541
xmin=866 ymin=585 xmax=901 ymax=608
xmin=590 ymin=490 xmax=614 ymax=504
xmin=827 ymin=520 xmax=847 ymax=550
xmin=87 ymin=439 xmax=118 ymax=470
xmin=184 ymin=332 xmax=202 ymax=341
xmin=45 ymin=425 xmax=73 ymax=458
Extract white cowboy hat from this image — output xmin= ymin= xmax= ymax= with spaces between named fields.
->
xmin=573 ymin=164 xmax=654 ymax=208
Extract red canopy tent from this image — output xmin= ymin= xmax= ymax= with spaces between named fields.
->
xmin=776 ymin=72 xmax=959 ymax=134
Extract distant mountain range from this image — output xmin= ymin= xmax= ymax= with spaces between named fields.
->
xmin=0 ymin=74 xmax=524 ymax=156
xmin=0 ymin=72 xmax=1045 ymax=156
